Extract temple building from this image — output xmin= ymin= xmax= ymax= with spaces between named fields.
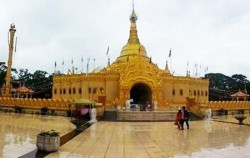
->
xmin=52 ymin=8 xmax=209 ymax=107
xmin=12 ymin=85 xmax=34 ymax=98
xmin=230 ymin=90 xmax=249 ymax=101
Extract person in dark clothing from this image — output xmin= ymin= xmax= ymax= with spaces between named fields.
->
xmin=181 ymin=106 xmax=190 ymax=129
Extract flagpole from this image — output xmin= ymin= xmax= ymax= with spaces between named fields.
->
xmin=168 ymin=48 xmax=172 ymax=74
xmin=106 ymin=46 xmax=109 ymax=65
xmin=54 ymin=61 xmax=57 ymax=73
xmin=81 ymin=57 xmax=83 ymax=73
xmin=86 ymin=57 xmax=90 ymax=99
xmin=62 ymin=59 xmax=64 ymax=74
xmin=86 ymin=57 xmax=90 ymax=75
xmin=71 ymin=58 xmax=74 ymax=74
xmin=93 ymin=59 xmax=96 ymax=71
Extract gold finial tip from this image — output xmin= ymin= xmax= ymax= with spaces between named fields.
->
xmin=130 ymin=9 xmax=137 ymax=23
xmin=10 ymin=23 xmax=15 ymax=29
xmin=132 ymin=0 xmax=134 ymax=10
xmin=130 ymin=0 xmax=137 ymax=23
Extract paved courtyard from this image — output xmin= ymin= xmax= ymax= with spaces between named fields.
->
xmin=0 ymin=112 xmax=250 ymax=158
xmin=0 ymin=112 xmax=75 ymax=158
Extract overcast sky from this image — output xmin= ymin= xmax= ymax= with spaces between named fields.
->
xmin=1 ymin=0 xmax=250 ymax=79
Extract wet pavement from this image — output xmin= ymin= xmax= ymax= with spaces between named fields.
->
xmin=0 ymin=112 xmax=75 ymax=158
xmin=46 ymin=116 xmax=250 ymax=158
xmin=0 ymin=112 xmax=250 ymax=158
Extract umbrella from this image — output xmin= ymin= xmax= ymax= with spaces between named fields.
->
xmin=74 ymin=98 xmax=95 ymax=105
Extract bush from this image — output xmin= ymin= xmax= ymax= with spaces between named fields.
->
xmin=38 ymin=130 xmax=60 ymax=137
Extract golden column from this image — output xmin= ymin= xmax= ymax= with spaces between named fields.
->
xmin=2 ymin=24 xmax=16 ymax=97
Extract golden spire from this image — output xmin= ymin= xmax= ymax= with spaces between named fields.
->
xmin=128 ymin=3 xmax=139 ymax=44
xmin=107 ymin=58 xmax=110 ymax=67
xmin=116 ymin=2 xmax=149 ymax=62
xmin=164 ymin=60 xmax=170 ymax=73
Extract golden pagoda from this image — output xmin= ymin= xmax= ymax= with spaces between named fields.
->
xmin=52 ymin=7 xmax=209 ymax=108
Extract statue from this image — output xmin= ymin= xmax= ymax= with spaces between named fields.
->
xmin=125 ymin=99 xmax=130 ymax=109
xmin=205 ymin=108 xmax=212 ymax=119
xmin=153 ymin=101 xmax=158 ymax=110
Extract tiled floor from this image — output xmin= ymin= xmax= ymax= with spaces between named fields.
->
xmin=0 ymin=112 xmax=75 ymax=158
xmin=213 ymin=115 xmax=250 ymax=125
xmin=0 ymin=112 xmax=250 ymax=158
xmin=46 ymin=117 xmax=250 ymax=158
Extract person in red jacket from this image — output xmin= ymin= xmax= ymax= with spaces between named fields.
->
xmin=174 ymin=109 xmax=183 ymax=129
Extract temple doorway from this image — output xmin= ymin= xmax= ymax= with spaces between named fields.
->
xmin=130 ymin=83 xmax=152 ymax=104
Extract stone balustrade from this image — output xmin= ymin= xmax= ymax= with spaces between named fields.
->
xmin=207 ymin=101 xmax=250 ymax=110
xmin=0 ymin=97 xmax=249 ymax=118
xmin=0 ymin=97 xmax=105 ymax=118
xmin=0 ymin=97 xmax=71 ymax=110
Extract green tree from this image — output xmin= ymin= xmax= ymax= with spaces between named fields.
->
xmin=19 ymin=70 xmax=52 ymax=98
xmin=0 ymin=62 xmax=7 ymax=89
xmin=205 ymin=73 xmax=250 ymax=101
xmin=0 ymin=62 xmax=18 ymax=95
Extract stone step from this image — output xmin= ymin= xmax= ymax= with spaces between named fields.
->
xmin=103 ymin=109 xmax=202 ymax=121
xmin=103 ymin=110 xmax=117 ymax=121
xmin=117 ymin=110 xmax=176 ymax=121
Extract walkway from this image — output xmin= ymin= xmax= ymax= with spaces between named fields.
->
xmin=0 ymin=113 xmax=250 ymax=158
xmin=46 ymin=117 xmax=250 ymax=158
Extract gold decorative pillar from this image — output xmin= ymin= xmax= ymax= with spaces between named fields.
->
xmin=154 ymin=88 xmax=163 ymax=107
xmin=2 ymin=24 xmax=16 ymax=97
xmin=118 ymin=87 xmax=130 ymax=106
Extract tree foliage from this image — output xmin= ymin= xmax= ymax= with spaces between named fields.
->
xmin=0 ymin=62 xmax=18 ymax=91
xmin=205 ymin=73 xmax=250 ymax=101
xmin=0 ymin=67 xmax=53 ymax=98
xmin=0 ymin=62 xmax=6 ymax=89
xmin=20 ymin=70 xmax=52 ymax=98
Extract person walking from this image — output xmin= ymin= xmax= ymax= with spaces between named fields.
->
xmin=174 ymin=108 xmax=183 ymax=129
xmin=181 ymin=106 xmax=190 ymax=129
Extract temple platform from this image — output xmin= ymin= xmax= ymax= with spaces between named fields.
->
xmin=104 ymin=108 xmax=202 ymax=121
xmin=107 ymin=109 xmax=177 ymax=121
xmin=2 ymin=112 xmax=250 ymax=157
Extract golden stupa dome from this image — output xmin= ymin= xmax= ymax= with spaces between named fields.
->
xmin=116 ymin=8 xmax=149 ymax=62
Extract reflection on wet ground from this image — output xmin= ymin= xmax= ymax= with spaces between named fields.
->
xmin=46 ymin=116 xmax=250 ymax=158
xmin=0 ymin=112 xmax=250 ymax=158
xmin=0 ymin=112 xmax=75 ymax=158
xmin=213 ymin=114 xmax=250 ymax=125
xmin=20 ymin=123 xmax=90 ymax=158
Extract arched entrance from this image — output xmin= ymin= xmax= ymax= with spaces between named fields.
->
xmin=130 ymin=83 xmax=152 ymax=104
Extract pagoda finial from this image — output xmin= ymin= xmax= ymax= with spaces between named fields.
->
xmin=128 ymin=1 xmax=139 ymax=44
xmin=165 ymin=60 xmax=169 ymax=70
xmin=130 ymin=0 xmax=137 ymax=23
xmin=132 ymin=0 xmax=134 ymax=10
xmin=107 ymin=58 xmax=110 ymax=67
xmin=164 ymin=60 xmax=170 ymax=74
